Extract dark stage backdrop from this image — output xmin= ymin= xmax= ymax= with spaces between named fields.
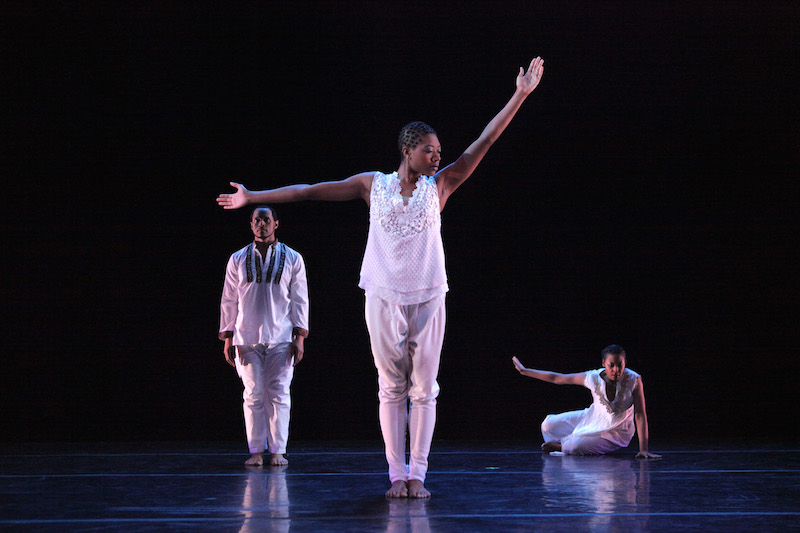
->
xmin=3 ymin=2 xmax=798 ymax=446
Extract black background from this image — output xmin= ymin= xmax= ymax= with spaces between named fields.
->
xmin=3 ymin=2 xmax=798 ymax=446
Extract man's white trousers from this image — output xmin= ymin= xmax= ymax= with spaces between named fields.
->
xmin=236 ymin=343 xmax=294 ymax=455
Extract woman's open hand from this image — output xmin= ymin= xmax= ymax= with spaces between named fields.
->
xmin=217 ymin=182 xmax=251 ymax=209
xmin=516 ymin=56 xmax=544 ymax=95
xmin=636 ymin=451 xmax=662 ymax=460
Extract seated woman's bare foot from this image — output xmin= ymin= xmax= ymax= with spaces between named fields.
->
xmin=270 ymin=453 xmax=289 ymax=466
xmin=385 ymin=480 xmax=408 ymax=498
xmin=407 ymin=479 xmax=431 ymax=498
xmin=245 ymin=453 xmax=264 ymax=466
xmin=541 ymin=441 xmax=562 ymax=453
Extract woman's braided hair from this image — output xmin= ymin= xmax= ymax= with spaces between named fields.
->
xmin=398 ymin=121 xmax=437 ymax=153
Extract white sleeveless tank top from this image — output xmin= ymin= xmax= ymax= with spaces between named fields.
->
xmin=358 ymin=171 xmax=448 ymax=304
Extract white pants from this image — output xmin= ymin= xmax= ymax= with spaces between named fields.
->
xmin=541 ymin=409 xmax=619 ymax=455
xmin=365 ymin=293 xmax=446 ymax=483
xmin=236 ymin=343 xmax=295 ymax=455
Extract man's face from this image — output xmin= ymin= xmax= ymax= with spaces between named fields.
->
xmin=250 ymin=208 xmax=279 ymax=242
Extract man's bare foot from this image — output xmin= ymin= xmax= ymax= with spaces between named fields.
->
xmin=270 ymin=453 xmax=289 ymax=466
xmin=408 ymin=479 xmax=431 ymax=498
xmin=541 ymin=441 xmax=562 ymax=453
xmin=386 ymin=480 xmax=408 ymax=498
xmin=245 ymin=453 xmax=264 ymax=466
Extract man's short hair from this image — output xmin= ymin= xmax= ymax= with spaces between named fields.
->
xmin=251 ymin=205 xmax=278 ymax=221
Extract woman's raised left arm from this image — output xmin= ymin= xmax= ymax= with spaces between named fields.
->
xmin=437 ymin=56 xmax=544 ymax=207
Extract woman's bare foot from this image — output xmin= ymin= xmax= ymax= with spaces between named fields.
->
xmin=407 ymin=479 xmax=431 ymax=498
xmin=541 ymin=441 xmax=562 ymax=453
xmin=270 ymin=453 xmax=289 ymax=466
xmin=245 ymin=452 xmax=264 ymax=466
xmin=386 ymin=480 xmax=408 ymax=498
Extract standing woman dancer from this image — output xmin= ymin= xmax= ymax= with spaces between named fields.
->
xmin=217 ymin=57 xmax=544 ymax=498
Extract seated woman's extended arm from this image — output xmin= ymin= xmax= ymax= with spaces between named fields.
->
xmin=512 ymin=356 xmax=585 ymax=385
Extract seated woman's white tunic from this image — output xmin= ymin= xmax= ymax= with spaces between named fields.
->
xmin=541 ymin=368 xmax=640 ymax=455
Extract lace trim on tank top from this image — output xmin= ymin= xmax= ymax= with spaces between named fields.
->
xmin=373 ymin=172 xmax=438 ymax=238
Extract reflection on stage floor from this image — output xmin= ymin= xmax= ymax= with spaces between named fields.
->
xmin=1 ymin=441 xmax=798 ymax=531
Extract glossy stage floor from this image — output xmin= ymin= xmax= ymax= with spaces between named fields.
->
xmin=1 ymin=441 xmax=798 ymax=532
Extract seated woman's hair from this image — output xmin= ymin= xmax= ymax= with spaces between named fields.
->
xmin=601 ymin=344 xmax=626 ymax=361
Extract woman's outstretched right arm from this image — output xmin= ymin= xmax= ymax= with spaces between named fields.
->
xmin=217 ymin=172 xmax=374 ymax=209
xmin=512 ymin=356 xmax=585 ymax=385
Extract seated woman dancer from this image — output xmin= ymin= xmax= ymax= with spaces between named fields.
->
xmin=512 ymin=345 xmax=661 ymax=459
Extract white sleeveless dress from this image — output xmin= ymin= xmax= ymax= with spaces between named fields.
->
xmin=542 ymin=368 xmax=641 ymax=455
xmin=359 ymin=171 xmax=448 ymax=304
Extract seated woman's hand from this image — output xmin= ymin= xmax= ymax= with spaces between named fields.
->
xmin=636 ymin=451 xmax=662 ymax=460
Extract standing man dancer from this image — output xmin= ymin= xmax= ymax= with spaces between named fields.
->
xmin=217 ymin=57 xmax=544 ymax=496
xmin=219 ymin=206 xmax=309 ymax=467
